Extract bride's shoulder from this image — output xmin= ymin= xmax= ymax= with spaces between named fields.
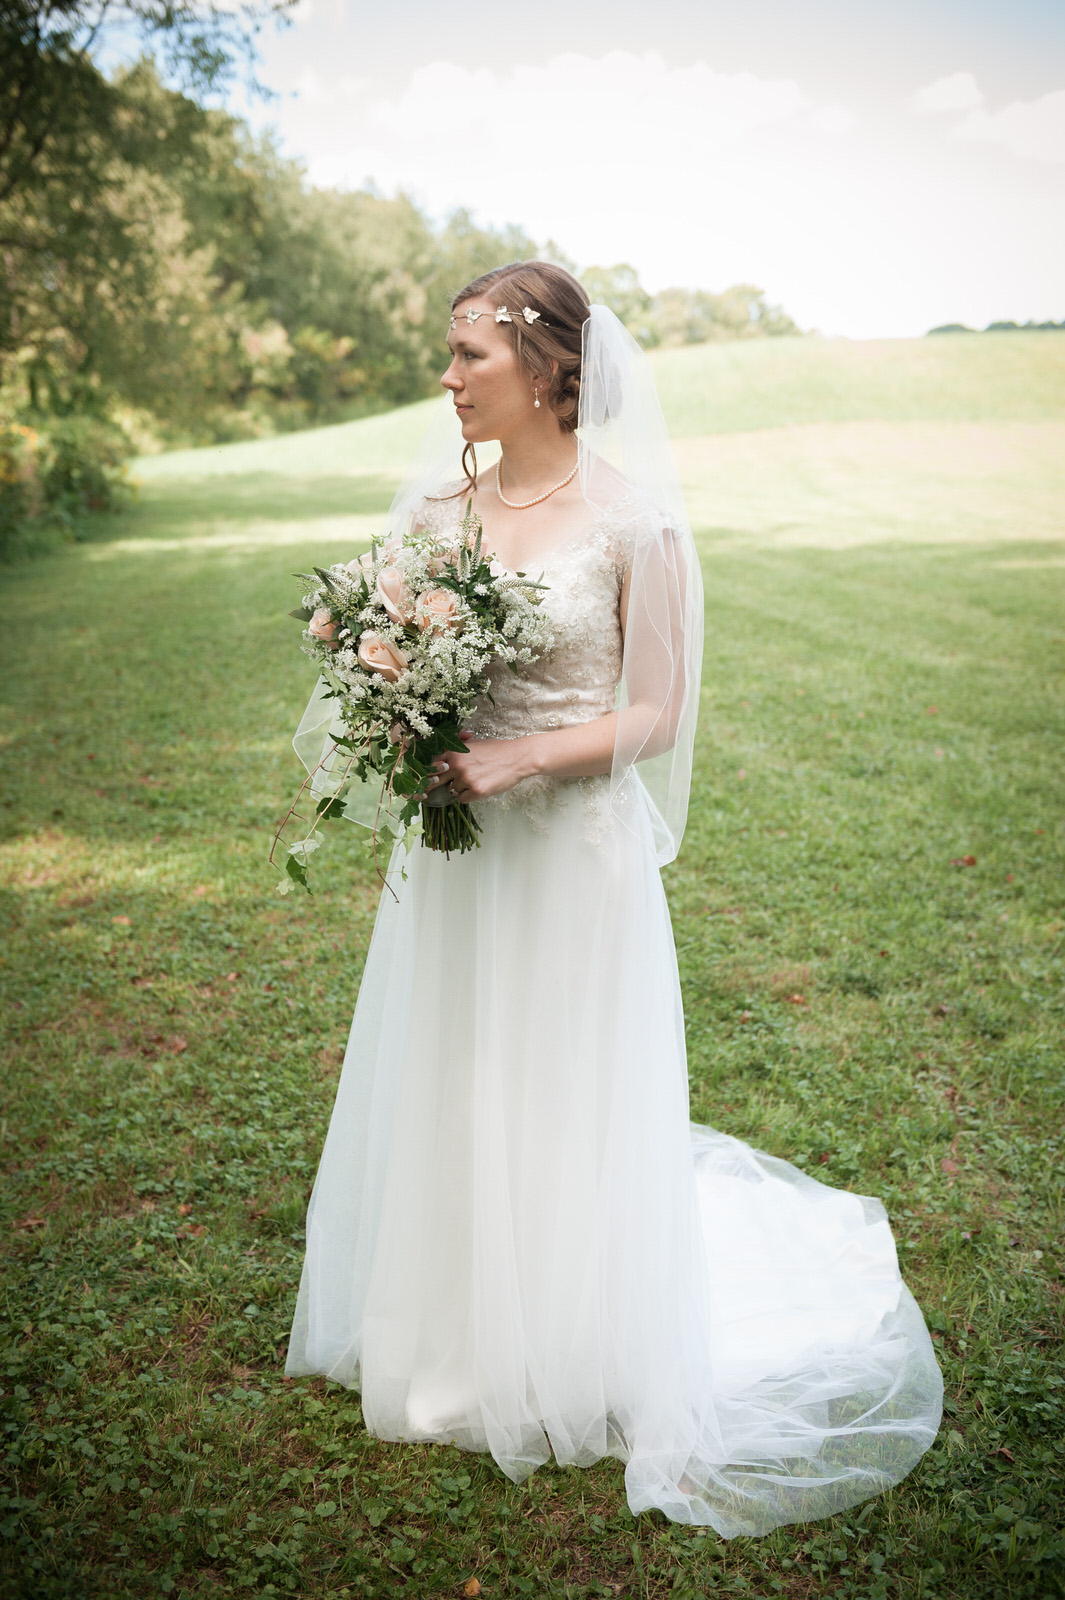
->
xmin=410 ymin=480 xmax=468 ymax=534
xmin=584 ymin=459 xmax=676 ymax=529
xmin=585 ymin=472 xmax=682 ymax=574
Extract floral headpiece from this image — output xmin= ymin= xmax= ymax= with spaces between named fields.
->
xmin=449 ymin=305 xmax=543 ymax=330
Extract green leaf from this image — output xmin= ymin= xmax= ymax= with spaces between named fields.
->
xmin=316 ymin=791 xmax=350 ymax=819
xmin=287 ymin=835 xmax=321 ymax=865
xmin=288 ymin=607 xmax=313 ymax=622
xmin=284 ymin=854 xmax=310 ymax=893
xmin=416 ymin=725 xmax=468 ymax=758
xmin=390 ymin=768 xmax=426 ymax=797
xmin=435 ymin=729 xmax=471 ymax=755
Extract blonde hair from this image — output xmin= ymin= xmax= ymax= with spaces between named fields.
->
xmin=449 ymin=260 xmax=589 ymax=493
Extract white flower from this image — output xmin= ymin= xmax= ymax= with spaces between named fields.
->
xmin=494 ymin=306 xmax=512 ymax=323
xmin=521 ymin=306 xmax=541 ymax=324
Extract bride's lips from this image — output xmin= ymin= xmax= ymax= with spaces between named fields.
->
xmin=455 ymin=404 xmax=472 ymax=414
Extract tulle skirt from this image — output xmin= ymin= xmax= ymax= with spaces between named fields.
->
xmin=286 ymin=784 xmax=942 ymax=1536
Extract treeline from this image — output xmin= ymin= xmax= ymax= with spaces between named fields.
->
xmin=0 ymin=4 xmax=799 ymax=554
xmin=581 ymin=265 xmax=798 ymax=348
xmin=928 ymin=321 xmax=1065 ymax=335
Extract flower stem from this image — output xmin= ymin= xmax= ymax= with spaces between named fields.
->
xmin=419 ymin=799 xmax=482 ymax=855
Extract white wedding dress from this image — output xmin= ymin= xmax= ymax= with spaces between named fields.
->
xmin=286 ymin=494 xmax=943 ymax=1537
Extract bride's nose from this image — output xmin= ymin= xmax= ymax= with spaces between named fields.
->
xmin=441 ymin=361 xmax=462 ymax=392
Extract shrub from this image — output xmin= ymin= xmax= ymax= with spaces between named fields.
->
xmin=0 ymin=412 xmax=132 ymax=561
xmin=0 ymin=422 xmax=44 ymax=546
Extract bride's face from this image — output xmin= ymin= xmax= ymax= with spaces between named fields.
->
xmin=441 ymin=298 xmax=540 ymax=442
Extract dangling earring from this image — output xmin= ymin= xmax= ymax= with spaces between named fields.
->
xmin=533 ymin=385 xmax=541 ymax=409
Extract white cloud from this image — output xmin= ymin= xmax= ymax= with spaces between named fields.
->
xmin=243 ymin=46 xmax=1065 ymax=337
xmin=954 ymin=88 xmax=1065 ymax=164
xmin=293 ymin=68 xmax=327 ymax=104
xmin=349 ymin=50 xmax=812 ymax=184
xmin=912 ymin=72 xmax=984 ymax=113
xmin=299 ymin=50 xmax=841 ymax=298
xmin=810 ymin=105 xmax=856 ymax=135
xmin=913 ymin=73 xmax=1065 ymax=164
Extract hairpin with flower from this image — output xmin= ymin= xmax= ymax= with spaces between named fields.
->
xmin=449 ymin=305 xmax=544 ymax=330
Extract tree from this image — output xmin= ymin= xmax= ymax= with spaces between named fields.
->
xmin=579 ymin=263 xmax=653 ymax=344
xmin=0 ymin=0 xmax=292 ymax=418
xmin=428 ymin=211 xmax=538 ymax=315
xmin=575 ymin=267 xmax=800 ymax=348
xmin=1 ymin=56 xmax=254 ymax=420
xmin=0 ymin=0 xmax=292 ymax=203
xmin=647 ymin=284 xmax=799 ymax=346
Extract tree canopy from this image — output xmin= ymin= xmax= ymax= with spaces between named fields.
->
xmin=0 ymin=13 xmax=803 ymax=550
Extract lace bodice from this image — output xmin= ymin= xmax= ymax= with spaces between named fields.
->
xmin=415 ymin=491 xmax=639 ymax=836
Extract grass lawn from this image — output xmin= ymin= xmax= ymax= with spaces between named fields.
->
xmin=1 ymin=333 xmax=1063 ymax=1599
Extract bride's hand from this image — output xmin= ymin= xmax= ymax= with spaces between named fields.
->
xmin=423 ymin=730 xmax=533 ymax=803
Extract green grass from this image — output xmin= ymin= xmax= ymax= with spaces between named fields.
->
xmin=1 ymin=335 xmax=1064 ymax=1599
xmin=653 ymin=331 xmax=1065 ymax=435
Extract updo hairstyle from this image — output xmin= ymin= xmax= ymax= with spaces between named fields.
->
xmin=450 ymin=260 xmax=590 ymax=492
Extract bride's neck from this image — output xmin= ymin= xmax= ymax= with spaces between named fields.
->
xmin=496 ymin=426 xmax=577 ymax=493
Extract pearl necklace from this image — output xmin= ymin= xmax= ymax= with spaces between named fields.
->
xmin=495 ymin=458 xmax=578 ymax=510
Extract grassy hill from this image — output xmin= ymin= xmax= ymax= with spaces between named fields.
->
xmin=2 ymin=333 xmax=1063 ymax=1600
xmin=652 ymin=329 xmax=1065 ymax=434
xmin=127 ymin=332 xmax=1065 ymax=558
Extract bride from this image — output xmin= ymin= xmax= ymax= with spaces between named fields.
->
xmin=284 ymin=260 xmax=942 ymax=1536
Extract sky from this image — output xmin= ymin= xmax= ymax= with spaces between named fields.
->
xmin=221 ymin=0 xmax=1064 ymax=337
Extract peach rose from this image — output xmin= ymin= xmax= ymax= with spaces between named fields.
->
xmin=416 ymin=588 xmax=464 ymax=634
xmin=376 ymin=566 xmax=415 ymax=625
xmin=357 ymin=631 xmax=409 ymax=683
xmin=345 ymin=551 xmax=374 ymax=578
xmin=308 ymin=607 xmax=339 ymax=648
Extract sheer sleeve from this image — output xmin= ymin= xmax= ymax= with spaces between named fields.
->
xmin=579 ymin=305 xmax=704 ymax=866
xmin=611 ymin=508 xmax=703 ymax=864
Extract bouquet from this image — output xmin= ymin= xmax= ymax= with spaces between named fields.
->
xmin=273 ymin=502 xmax=553 ymax=892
